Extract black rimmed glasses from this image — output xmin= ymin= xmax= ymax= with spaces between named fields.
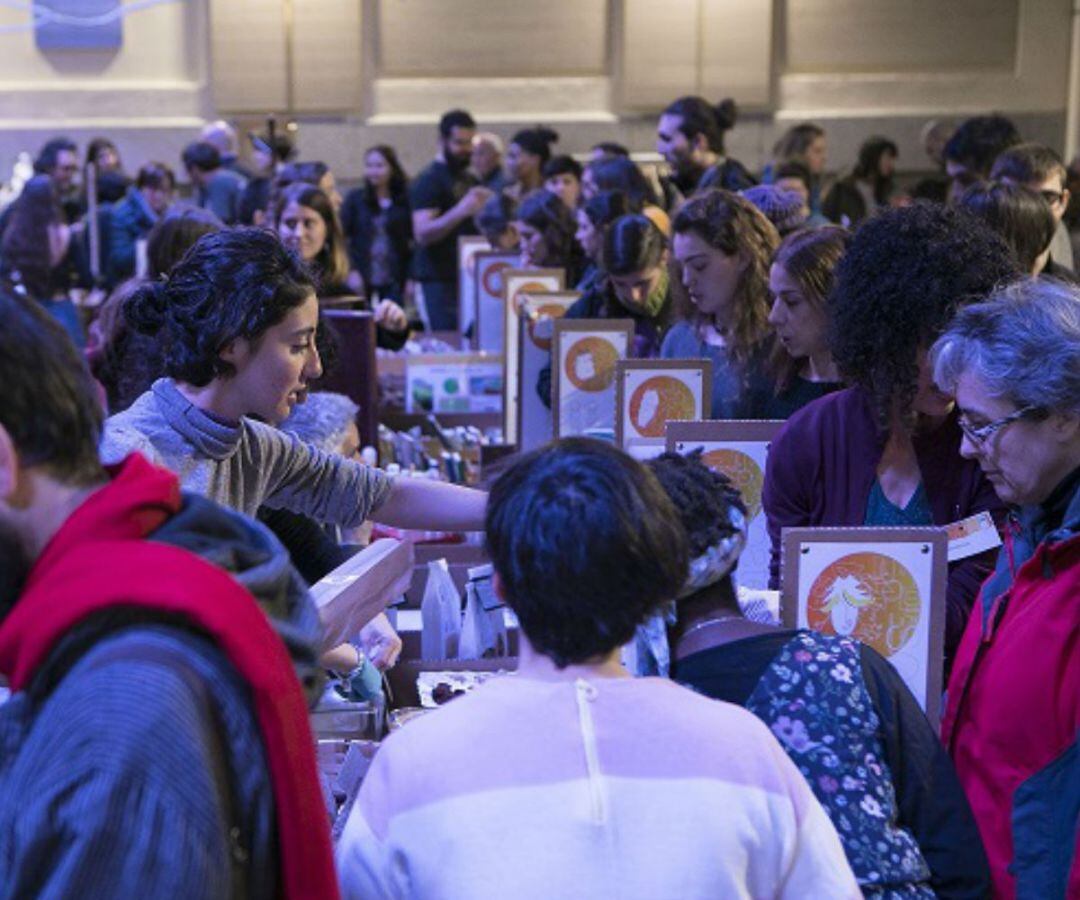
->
xmin=957 ymin=404 xmax=1042 ymax=445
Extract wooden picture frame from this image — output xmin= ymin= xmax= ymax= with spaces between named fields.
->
xmin=615 ymin=359 xmax=712 ymax=459
xmin=499 ymin=268 xmax=565 ymax=441
xmin=666 ymin=419 xmax=785 ymax=591
xmin=457 ymin=235 xmax=491 ymax=345
xmin=552 ymin=319 xmax=635 ymax=439
xmin=473 ymin=250 xmax=520 ymax=353
xmin=780 ymin=526 xmax=948 ymax=727
xmin=515 ymin=291 xmax=580 ymax=452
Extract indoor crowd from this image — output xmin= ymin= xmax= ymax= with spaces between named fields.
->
xmin=0 ymin=98 xmax=1077 ymax=900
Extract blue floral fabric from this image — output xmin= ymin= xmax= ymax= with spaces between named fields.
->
xmin=746 ymin=631 xmax=934 ymax=898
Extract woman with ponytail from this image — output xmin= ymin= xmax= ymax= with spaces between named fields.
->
xmin=506 ymin=126 xmax=560 ymax=199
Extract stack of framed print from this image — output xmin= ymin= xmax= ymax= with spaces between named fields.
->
xmin=473 ymin=250 xmax=520 ymax=352
xmin=457 ymin=235 xmax=491 ymax=344
xmin=614 ymin=359 xmax=712 ymax=459
xmin=552 ymin=319 xmax=634 ymax=440
xmin=666 ymin=419 xmax=785 ymax=591
xmin=780 ymin=526 xmax=948 ymax=726
xmin=515 ymin=291 xmax=581 ymax=452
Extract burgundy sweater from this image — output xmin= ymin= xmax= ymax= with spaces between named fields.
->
xmin=763 ymin=387 xmax=1005 ymax=659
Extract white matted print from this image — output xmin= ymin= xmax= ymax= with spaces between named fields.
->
xmin=406 ymin=353 xmax=504 ymax=414
xmin=517 ymin=292 xmax=580 ymax=451
xmin=553 ymin=319 xmax=634 ymax=439
xmin=615 ymin=359 xmax=712 ymax=460
xmin=473 ymin=251 xmax=520 ymax=353
xmin=780 ymin=527 xmax=947 ymax=726
xmin=500 ymin=269 xmax=565 ymax=442
xmin=666 ymin=420 xmax=784 ymax=591
xmin=457 ymin=236 xmax=490 ymax=344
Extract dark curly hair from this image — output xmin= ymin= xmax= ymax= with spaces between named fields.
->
xmin=646 ymin=451 xmax=746 ymax=558
xmin=828 ymin=202 xmax=1019 ymax=429
xmin=124 ymin=227 xmax=316 ymax=386
xmin=485 ymin=438 xmax=688 ymax=668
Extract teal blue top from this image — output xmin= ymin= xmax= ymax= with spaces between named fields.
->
xmin=864 ymin=479 xmax=934 ymax=526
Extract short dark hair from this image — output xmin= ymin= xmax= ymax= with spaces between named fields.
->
xmin=439 ymin=109 xmax=476 ymax=138
xmin=542 ymin=154 xmax=583 ymax=181
xmin=943 ymin=115 xmax=1022 ymax=176
xmin=591 ymin=141 xmax=630 ymax=159
xmin=662 ymin=96 xmax=739 ymax=154
xmin=828 ymin=201 xmax=1020 ymax=427
xmin=990 ymin=142 xmax=1067 ymax=187
xmin=135 ymin=161 xmax=176 ymax=192
xmin=86 ymin=137 xmax=119 ymax=168
xmin=124 ymin=227 xmax=316 ymax=386
xmin=957 ymin=181 xmax=1056 ymax=273
xmin=181 ymin=141 xmax=221 ymax=174
xmin=34 ymin=137 xmax=77 ymax=174
xmin=475 ymin=192 xmax=518 ymax=242
xmin=0 ymin=290 xmax=104 ymax=485
xmin=600 ymin=213 xmax=666 ymax=276
xmin=485 ymin=439 xmax=688 ymax=667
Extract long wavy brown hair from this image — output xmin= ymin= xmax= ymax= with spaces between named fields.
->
xmin=672 ymin=189 xmax=779 ymax=363
xmin=272 ymin=182 xmax=350 ymax=291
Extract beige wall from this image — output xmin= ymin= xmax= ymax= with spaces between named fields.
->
xmin=0 ymin=0 xmax=1073 ymax=181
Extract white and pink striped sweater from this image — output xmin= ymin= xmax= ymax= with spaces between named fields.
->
xmin=337 ymin=675 xmax=859 ymax=899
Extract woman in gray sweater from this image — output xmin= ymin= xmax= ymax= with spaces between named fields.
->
xmin=101 ymin=227 xmax=485 ymax=534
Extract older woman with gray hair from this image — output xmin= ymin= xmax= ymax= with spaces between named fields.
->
xmin=931 ymin=278 xmax=1080 ymax=899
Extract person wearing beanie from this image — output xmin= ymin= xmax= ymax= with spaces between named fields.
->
xmin=741 ymin=184 xmax=809 ymax=237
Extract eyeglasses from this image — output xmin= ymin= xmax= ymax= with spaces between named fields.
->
xmin=957 ymin=404 xmax=1042 ymax=445
xmin=1039 ymin=189 xmax=1066 ymax=206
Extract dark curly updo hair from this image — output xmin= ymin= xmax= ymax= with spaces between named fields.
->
xmin=828 ymin=201 xmax=1019 ymax=429
xmin=646 ymin=451 xmax=746 ymax=558
xmin=124 ymin=227 xmax=316 ymax=386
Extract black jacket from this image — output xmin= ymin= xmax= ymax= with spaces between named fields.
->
xmin=340 ymin=187 xmax=413 ymax=298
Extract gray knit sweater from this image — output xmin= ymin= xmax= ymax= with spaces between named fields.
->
xmin=101 ymin=378 xmax=392 ymax=527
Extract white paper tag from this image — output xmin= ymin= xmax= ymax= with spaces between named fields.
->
xmin=945 ymin=511 xmax=1002 ymax=562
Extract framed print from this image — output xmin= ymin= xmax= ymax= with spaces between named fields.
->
xmin=666 ymin=419 xmax=785 ymax=591
xmin=499 ymin=268 xmax=565 ymax=441
xmin=552 ymin=319 xmax=634 ymax=439
xmin=615 ymin=359 xmax=712 ymax=459
xmin=515 ymin=292 xmax=580 ymax=452
xmin=457 ymin=235 xmax=491 ymax=344
xmin=406 ymin=353 xmax=504 ymax=414
xmin=780 ymin=526 xmax=948 ymax=726
xmin=473 ymin=251 xmax=520 ymax=353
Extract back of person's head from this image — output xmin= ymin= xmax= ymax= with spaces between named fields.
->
xmin=932 ymin=277 xmax=1080 ymax=418
xmin=135 ymin=161 xmax=176 ymax=192
xmin=181 ymin=141 xmax=221 ymax=174
xmin=146 ymin=206 xmax=224 ymax=279
xmin=990 ymin=142 xmax=1067 ymax=188
xmin=439 ymin=108 xmax=476 ymax=138
xmin=662 ymin=96 xmax=739 ymax=153
xmin=281 ymin=391 xmax=359 ymax=455
xmin=485 ymin=438 xmax=688 ymax=667
xmin=586 ymin=156 xmax=658 ymax=208
xmin=0 ymin=175 xmax=60 ymax=299
xmin=645 ymin=451 xmax=746 ymax=596
xmin=476 ymin=192 xmax=518 ymax=242
xmin=600 ymin=213 xmax=666 ymax=276
xmin=583 ymin=190 xmax=638 ymax=229
xmin=542 ymin=154 xmax=583 ymax=182
xmin=956 ymin=180 xmax=1056 ymax=274
xmin=772 ymin=123 xmax=824 ymax=162
xmin=124 ymin=227 xmax=316 ymax=386
xmin=0 ymin=290 xmax=104 ymax=485
xmin=944 ymin=115 xmax=1022 ymax=176
xmin=511 ymin=126 xmax=559 ymax=165
xmin=774 ymin=159 xmax=812 ymax=191
xmin=33 ymin=137 xmax=77 ymax=175
xmin=740 ymin=184 xmax=807 ymax=235
xmin=853 ymin=136 xmax=898 ymax=180
xmin=591 ymin=141 xmax=630 ymax=160
xmin=200 ymin=119 xmax=239 ymax=155
xmin=829 ymin=201 xmax=1019 ymax=425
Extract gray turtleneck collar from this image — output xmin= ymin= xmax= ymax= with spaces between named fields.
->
xmin=152 ymin=378 xmax=242 ymax=462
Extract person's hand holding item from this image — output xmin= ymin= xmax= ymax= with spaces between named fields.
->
xmin=359 ymin=613 xmax=403 ymax=671
xmin=373 ymin=299 xmax=408 ymax=333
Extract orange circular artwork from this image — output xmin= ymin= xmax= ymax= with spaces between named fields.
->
xmin=527 ymin=303 xmax=568 ymax=351
xmin=806 ymin=552 xmax=921 ymax=658
xmin=481 ymin=261 xmax=512 ymax=298
xmin=701 ymin=449 xmax=764 ymax=521
xmin=628 ymin=375 xmax=696 ymax=437
xmin=564 ymin=336 xmax=619 ymax=392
